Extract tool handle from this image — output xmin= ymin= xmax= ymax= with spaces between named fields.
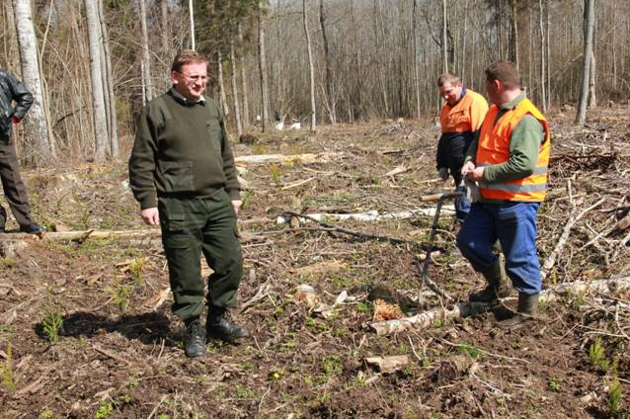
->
xmin=419 ymin=191 xmax=464 ymax=202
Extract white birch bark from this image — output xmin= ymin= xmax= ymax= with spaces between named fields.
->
xmin=303 ymin=0 xmax=316 ymax=133
xmin=230 ymin=37 xmax=242 ymax=137
xmin=12 ymin=0 xmax=53 ymax=161
xmin=188 ymin=0 xmax=195 ymax=50
xmin=258 ymin=2 xmax=269 ymax=132
xmin=138 ymin=0 xmax=153 ymax=103
xmin=84 ymin=0 xmax=109 ymax=162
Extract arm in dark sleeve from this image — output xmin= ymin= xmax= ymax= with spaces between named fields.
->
xmin=219 ymin=110 xmax=241 ymax=200
xmin=463 ymin=130 xmax=479 ymax=165
xmin=8 ymin=73 xmax=33 ymax=119
xmin=436 ymin=134 xmax=448 ymax=170
xmin=129 ymin=108 xmax=159 ymax=209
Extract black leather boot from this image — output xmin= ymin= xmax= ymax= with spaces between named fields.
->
xmin=19 ymin=223 xmax=44 ymax=234
xmin=207 ymin=306 xmax=249 ymax=341
xmin=498 ymin=292 xmax=539 ymax=329
xmin=184 ymin=318 xmax=206 ymax=358
xmin=469 ymin=260 xmax=511 ymax=303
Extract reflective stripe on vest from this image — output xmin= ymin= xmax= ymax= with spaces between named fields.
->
xmin=476 ymin=98 xmax=550 ymax=202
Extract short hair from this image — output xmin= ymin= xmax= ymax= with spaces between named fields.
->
xmin=485 ymin=60 xmax=520 ymax=90
xmin=437 ymin=73 xmax=461 ymax=87
xmin=171 ymin=49 xmax=206 ymax=73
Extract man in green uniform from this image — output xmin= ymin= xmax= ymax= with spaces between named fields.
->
xmin=129 ymin=50 xmax=248 ymax=358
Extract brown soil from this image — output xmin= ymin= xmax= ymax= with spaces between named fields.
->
xmin=1 ymin=108 xmax=629 ymax=418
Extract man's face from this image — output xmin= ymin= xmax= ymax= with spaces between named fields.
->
xmin=439 ymin=82 xmax=463 ymax=106
xmin=172 ymin=62 xmax=208 ymax=101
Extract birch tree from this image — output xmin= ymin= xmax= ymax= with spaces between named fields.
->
xmin=258 ymin=2 xmax=269 ymax=131
xmin=12 ymin=0 xmax=53 ymax=162
xmin=138 ymin=0 xmax=153 ymax=103
xmin=575 ymin=0 xmax=595 ymax=125
xmin=189 ymin=0 xmax=196 ymax=50
xmin=230 ymin=37 xmax=243 ymax=137
xmin=98 ymin=0 xmax=118 ymax=157
xmin=303 ymin=0 xmax=316 ymax=133
xmin=84 ymin=0 xmax=109 ymax=162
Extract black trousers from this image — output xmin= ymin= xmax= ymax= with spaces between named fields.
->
xmin=0 ymin=139 xmax=34 ymax=227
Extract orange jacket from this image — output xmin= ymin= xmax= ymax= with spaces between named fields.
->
xmin=476 ymin=98 xmax=550 ymax=202
xmin=440 ymin=89 xmax=488 ymax=134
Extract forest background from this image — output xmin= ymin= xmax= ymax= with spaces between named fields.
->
xmin=0 ymin=0 xmax=628 ymax=167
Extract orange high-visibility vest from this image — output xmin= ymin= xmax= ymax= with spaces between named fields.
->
xmin=440 ymin=89 xmax=488 ymax=133
xmin=476 ymin=98 xmax=550 ymax=202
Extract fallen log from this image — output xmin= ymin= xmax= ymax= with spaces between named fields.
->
xmin=0 ymin=229 xmax=263 ymax=242
xmin=0 ymin=229 xmax=266 ymax=258
xmin=276 ymin=207 xmax=455 ymax=225
xmin=369 ymin=276 xmax=630 ymax=335
xmin=235 ymin=152 xmax=341 ymax=165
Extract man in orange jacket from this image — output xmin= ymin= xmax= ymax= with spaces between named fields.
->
xmin=436 ymin=73 xmax=488 ymax=222
xmin=456 ymin=61 xmax=550 ymax=328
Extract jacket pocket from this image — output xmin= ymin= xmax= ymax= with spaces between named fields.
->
xmin=159 ymin=160 xmax=194 ymax=193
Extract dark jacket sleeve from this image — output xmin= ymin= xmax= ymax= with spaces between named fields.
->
xmin=219 ymin=109 xmax=241 ymax=201
xmin=7 ymin=73 xmax=33 ymax=119
xmin=436 ymin=134 xmax=448 ymax=170
xmin=129 ymin=107 xmax=159 ymax=209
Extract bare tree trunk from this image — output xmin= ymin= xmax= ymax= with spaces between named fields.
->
xmin=230 ymin=37 xmax=242 ymax=137
xmin=238 ymin=23 xmax=249 ymax=129
xmin=461 ymin=0 xmax=468 ymax=82
xmin=217 ymin=49 xmax=229 ymax=116
xmin=588 ymin=49 xmax=597 ymax=108
xmin=303 ymin=0 xmax=316 ymax=133
xmin=12 ymin=0 xmax=53 ymax=163
xmin=546 ymin=0 xmax=551 ymax=109
xmin=160 ymin=0 xmax=172 ymax=90
xmin=189 ymin=0 xmax=195 ymax=50
xmin=539 ymin=0 xmax=546 ymax=111
xmin=138 ymin=0 xmax=153 ymax=103
xmin=412 ymin=0 xmax=420 ymax=118
xmin=97 ymin=0 xmax=118 ymax=157
xmin=575 ymin=0 xmax=595 ymax=125
xmin=441 ymin=0 xmax=448 ymax=73
xmin=84 ymin=0 xmax=109 ymax=162
xmin=258 ymin=2 xmax=269 ymax=132
xmin=509 ymin=0 xmax=519 ymax=72
xmin=319 ymin=0 xmax=335 ymax=124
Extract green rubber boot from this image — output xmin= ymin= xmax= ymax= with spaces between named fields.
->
xmin=469 ymin=261 xmax=510 ymax=303
xmin=498 ymin=292 xmax=539 ymax=329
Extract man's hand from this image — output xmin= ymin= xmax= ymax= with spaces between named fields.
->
xmin=461 ymin=161 xmax=475 ymax=177
xmin=437 ymin=167 xmax=449 ymax=181
xmin=141 ymin=207 xmax=160 ymax=226
xmin=232 ymin=200 xmax=242 ymax=216
xmin=11 ymin=115 xmax=21 ymax=124
xmin=467 ymin=166 xmax=485 ymax=182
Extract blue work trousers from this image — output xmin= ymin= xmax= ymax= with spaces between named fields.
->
xmin=456 ymin=201 xmax=542 ymax=295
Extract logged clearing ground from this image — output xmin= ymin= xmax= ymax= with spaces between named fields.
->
xmin=1 ymin=107 xmax=630 ymax=418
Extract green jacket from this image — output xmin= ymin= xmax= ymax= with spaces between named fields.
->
xmin=129 ymin=89 xmax=241 ymax=210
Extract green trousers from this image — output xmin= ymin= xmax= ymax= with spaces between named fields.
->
xmin=158 ymin=189 xmax=243 ymax=321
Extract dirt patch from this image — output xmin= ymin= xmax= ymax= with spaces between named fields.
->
xmin=1 ymin=110 xmax=630 ymax=418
